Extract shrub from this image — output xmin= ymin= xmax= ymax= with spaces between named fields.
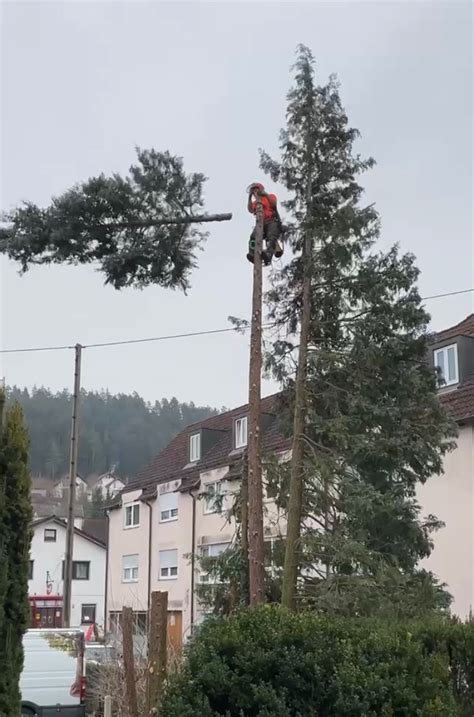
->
xmin=160 ymin=607 xmax=474 ymax=716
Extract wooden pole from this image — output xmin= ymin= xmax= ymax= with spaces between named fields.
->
xmin=122 ymin=607 xmax=139 ymax=717
xmin=240 ymin=454 xmax=250 ymax=604
xmin=146 ymin=591 xmax=168 ymax=715
xmin=63 ymin=343 xmax=82 ymax=627
xmin=247 ymin=190 xmax=265 ymax=605
xmin=0 ymin=378 xmax=5 ymax=432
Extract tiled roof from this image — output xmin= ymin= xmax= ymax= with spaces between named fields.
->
xmin=31 ymin=516 xmax=106 ymax=548
xmin=434 ymin=314 xmax=474 ymax=422
xmin=126 ymin=394 xmax=290 ymax=494
xmin=435 ymin=313 xmax=474 ymax=342
xmin=439 ymin=376 xmax=474 ymax=423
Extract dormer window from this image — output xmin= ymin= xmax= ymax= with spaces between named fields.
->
xmin=190 ymin=433 xmax=201 ymax=463
xmin=234 ymin=417 xmax=248 ymax=449
xmin=434 ymin=344 xmax=459 ymax=387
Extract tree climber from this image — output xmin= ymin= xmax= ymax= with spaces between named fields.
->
xmin=247 ymin=182 xmax=284 ymax=265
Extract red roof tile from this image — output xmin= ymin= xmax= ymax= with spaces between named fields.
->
xmin=439 ymin=376 xmax=474 ymax=423
xmin=126 ymin=394 xmax=291 ymax=493
xmin=435 ymin=313 xmax=474 ymax=342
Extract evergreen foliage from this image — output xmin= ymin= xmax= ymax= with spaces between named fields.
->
xmin=7 ymin=386 xmax=219 ymax=480
xmin=0 ymin=148 xmax=208 ymax=290
xmin=259 ymin=45 xmax=456 ymax=611
xmin=161 ymin=607 xmax=474 ymax=716
xmin=0 ymin=400 xmax=32 ymax=715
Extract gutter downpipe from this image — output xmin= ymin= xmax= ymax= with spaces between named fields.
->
xmin=145 ymin=499 xmax=153 ymax=614
xmin=104 ymin=509 xmax=110 ymax=632
xmin=186 ymin=488 xmax=197 ymax=633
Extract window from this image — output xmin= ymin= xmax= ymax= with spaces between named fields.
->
xmin=62 ymin=560 xmax=90 ymax=580
xmin=122 ymin=554 xmax=139 ymax=583
xmin=28 ymin=560 xmax=34 ymax=580
xmin=434 ymin=344 xmax=459 ymax=386
xmin=200 ymin=542 xmax=230 ymax=583
xmin=189 ymin=433 xmax=201 ymax=463
xmin=81 ymin=604 xmax=96 ymax=624
xmin=159 ymin=549 xmax=178 ymax=579
xmin=73 ymin=561 xmax=90 ymax=580
xmin=204 ymin=481 xmax=223 ymax=514
xmin=234 ymin=417 xmax=248 ymax=449
xmin=109 ymin=610 xmax=147 ymax=634
xmin=124 ymin=502 xmax=140 ymax=528
xmin=44 ymin=528 xmax=57 ymax=542
xmin=160 ymin=491 xmax=178 ymax=522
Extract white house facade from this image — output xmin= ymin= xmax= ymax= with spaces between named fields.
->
xmin=29 ymin=516 xmax=106 ymax=629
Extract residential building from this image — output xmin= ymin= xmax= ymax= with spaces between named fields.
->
xmin=29 ymin=516 xmax=106 ymax=629
xmin=86 ymin=471 xmax=126 ymax=499
xmin=53 ymin=473 xmax=88 ymax=499
xmin=418 ymin=313 xmax=474 ymax=618
xmin=106 ymin=396 xmax=289 ymax=644
xmin=106 ymin=313 xmax=474 ymax=638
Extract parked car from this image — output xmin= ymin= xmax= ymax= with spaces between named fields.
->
xmin=20 ymin=629 xmax=86 ymax=716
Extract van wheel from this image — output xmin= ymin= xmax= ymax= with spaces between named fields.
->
xmin=21 ymin=708 xmax=36 ymax=716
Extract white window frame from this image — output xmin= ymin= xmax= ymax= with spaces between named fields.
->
xmin=124 ymin=502 xmax=140 ymax=529
xmin=159 ymin=549 xmax=178 ymax=580
xmin=434 ymin=344 xmax=459 ymax=387
xmin=122 ymin=554 xmax=139 ymax=583
xmin=234 ymin=416 xmax=248 ymax=449
xmin=203 ymin=480 xmax=223 ymax=515
xmin=159 ymin=491 xmax=179 ymax=523
xmin=199 ymin=541 xmax=230 ymax=583
xmin=189 ymin=433 xmax=201 ymax=463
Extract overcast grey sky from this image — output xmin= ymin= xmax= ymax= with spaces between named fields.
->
xmin=1 ymin=0 xmax=472 ymax=409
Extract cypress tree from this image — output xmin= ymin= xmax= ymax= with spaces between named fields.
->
xmin=261 ymin=45 xmax=455 ymax=612
xmin=0 ymin=396 xmax=32 ymax=715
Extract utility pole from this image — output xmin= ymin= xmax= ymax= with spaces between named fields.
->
xmin=63 ymin=343 xmax=82 ymax=628
xmin=0 ymin=378 xmax=5 ymax=432
xmin=247 ymin=189 xmax=265 ymax=605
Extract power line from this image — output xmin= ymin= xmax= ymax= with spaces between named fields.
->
xmin=421 ymin=288 xmax=473 ymax=301
xmin=0 ymin=287 xmax=472 ymax=356
xmin=0 ymin=325 xmax=256 ymax=355
xmin=84 ymin=325 xmax=258 ymax=349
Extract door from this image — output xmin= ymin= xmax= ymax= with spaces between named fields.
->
xmin=31 ymin=605 xmax=63 ymax=628
xmin=167 ymin=611 xmax=182 ymax=658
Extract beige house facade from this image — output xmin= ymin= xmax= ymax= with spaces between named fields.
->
xmin=106 ymin=396 xmax=289 ymax=642
xmin=418 ymin=313 xmax=474 ymax=618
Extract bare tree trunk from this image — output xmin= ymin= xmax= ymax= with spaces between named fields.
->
xmin=281 ymin=182 xmax=313 ymax=610
xmin=247 ymin=194 xmax=265 ymax=606
xmin=240 ymin=455 xmax=250 ymax=604
xmin=122 ymin=607 xmax=139 ymax=717
xmin=146 ymin=591 xmax=168 ymax=715
xmin=93 ymin=212 xmax=232 ymax=229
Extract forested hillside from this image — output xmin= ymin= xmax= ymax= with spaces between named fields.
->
xmin=7 ymin=387 xmax=220 ymax=480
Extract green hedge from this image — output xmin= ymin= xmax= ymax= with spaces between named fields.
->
xmin=160 ymin=607 xmax=474 ymax=716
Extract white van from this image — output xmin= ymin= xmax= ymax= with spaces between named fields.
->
xmin=20 ymin=629 xmax=86 ymax=716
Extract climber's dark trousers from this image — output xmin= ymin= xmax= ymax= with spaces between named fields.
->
xmin=248 ymin=219 xmax=281 ymax=261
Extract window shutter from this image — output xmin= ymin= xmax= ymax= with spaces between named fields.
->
xmin=160 ymin=492 xmax=178 ymax=514
xmin=159 ymin=549 xmax=177 ymax=569
xmin=122 ymin=554 xmax=139 ymax=569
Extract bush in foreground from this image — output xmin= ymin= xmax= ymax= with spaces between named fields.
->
xmin=160 ymin=607 xmax=474 ymax=716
